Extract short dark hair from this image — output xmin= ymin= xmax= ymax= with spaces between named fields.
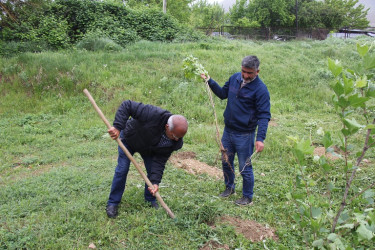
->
xmin=242 ymin=56 xmax=260 ymax=70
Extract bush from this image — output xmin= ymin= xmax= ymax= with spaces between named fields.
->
xmin=174 ymin=26 xmax=207 ymax=43
xmin=0 ymin=41 xmax=50 ymax=57
xmin=75 ymin=36 xmax=123 ymax=52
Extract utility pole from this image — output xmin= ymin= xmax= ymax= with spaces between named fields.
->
xmin=295 ymin=0 xmax=299 ymax=36
xmin=163 ymin=0 xmax=167 ymax=13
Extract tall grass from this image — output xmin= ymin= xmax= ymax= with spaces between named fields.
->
xmin=1 ymin=36 xmax=374 ymax=248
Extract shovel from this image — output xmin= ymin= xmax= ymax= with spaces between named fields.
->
xmin=83 ymin=89 xmax=175 ymax=219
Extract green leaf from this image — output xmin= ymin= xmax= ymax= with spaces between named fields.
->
xmin=343 ymin=75 xmax=354 ymax=95
xmin=312 ymin=239 xmax=324 ymax=247
xmin=357 ymin=43 xmax=369 ymax=57
xmin=355 ymin=75 xmax=367 ymax=88
xmin=364 ymin=124 xmax=375 ymax=130
xmin=363 ymin=54 xmax=375 ymax=70
xmin=336 ymin=223 xmax=355 ymax=229
xmin=364 ymin=189 xmax=375 ymax=198
xmin=348 ymin=94 xmax=369 ymax=108
xmin=328 ymin=58 xmax=342 ymax=77
xmin=338 ymin=96 xmax=350 ymax=109
xmin=333 ymin=80 xmax=344 ymax=96
xmin=343 ymin=118 xmax=364 ymax=133
xmin=356 ymin=223 xmax=374 ymax=241
xmin=322 ymin=132 xmax=333 ymax=148
xmin=327 ymin=233 xmax=338 ymax=241
xmin=311 ymin=207 xmax=322 ymax=219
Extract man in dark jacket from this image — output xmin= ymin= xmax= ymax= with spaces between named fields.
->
xmin=201 ymin=55 xmax=271 ymax=206
xmin=106 ymin=100 xmax=188 ymax=218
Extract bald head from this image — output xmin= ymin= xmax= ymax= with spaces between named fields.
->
xmin=166 ymin=115 xmax=188 ymax=140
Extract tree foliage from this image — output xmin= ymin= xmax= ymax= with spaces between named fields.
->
xmin=228 ymin=0 xmax=369 ymax=29
xmin=190 ymin=0 xmax=227 ymax=29
xmin=298 ymin=0 xmax=369 ymax=29
xmin=0 ymin=0 xmax=201 ymax=52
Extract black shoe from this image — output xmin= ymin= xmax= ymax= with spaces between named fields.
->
xmin=219 ymin=187 xmax=235 ymax=197
xmin=150 ymin=201 xmax=159 ymax=210
xmin=235 ymin=196 xmax=253 ymax=206
xmin=106 ymin=205 xmax=118 ymax=218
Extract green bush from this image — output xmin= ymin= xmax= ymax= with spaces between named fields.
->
xmin=76 ymin=36 xmax=123 ymax=52
xmin=0 ymin=0 xmax=204 ymax=52
xmin=126 ymin=9 xmax=180 ymax=41
xmin=0 ymin=41 xmax=50 ymax=57
xmin=85 ymin=16 xmax=140 ymax=47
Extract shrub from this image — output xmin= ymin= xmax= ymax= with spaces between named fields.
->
xmin=76 ymin=36 xmax=123 ymax=52
xmin=0 ymin=41 xmax=50 ymax=57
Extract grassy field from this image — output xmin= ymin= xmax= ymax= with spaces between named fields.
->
xmin=1 ymin=37 xmax=374 ymax=249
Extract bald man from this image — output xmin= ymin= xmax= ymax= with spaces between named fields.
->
xmin=106 ymin=100 xmax=188 ymax=218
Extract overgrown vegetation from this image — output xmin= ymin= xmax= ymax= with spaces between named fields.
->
xmin=0 ymin=37 xmax=374 ymax=248
xmin=0 ymin=0 xmax=205 ymax=55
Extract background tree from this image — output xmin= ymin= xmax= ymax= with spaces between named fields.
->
xmin=190 ymin=0 xmax=227 ymax=29
xmin=247 ymin=0 xmax=295 ymax=28
xmin=297 ymin=0 xmax=369 ymax=29
xmin=119 ymin=0 xmax=193 ymax=24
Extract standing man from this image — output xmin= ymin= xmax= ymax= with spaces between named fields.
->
xmin=201 ymin=55 xmax=271 ymax=206
xmin=106 ymin=100 xmax=188 ymax=218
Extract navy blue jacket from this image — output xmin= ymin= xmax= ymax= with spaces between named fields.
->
xmin=208 ymin=73 xmax=271 ymax=142
xmin=113 ymin=100 xmax=183 ymax=184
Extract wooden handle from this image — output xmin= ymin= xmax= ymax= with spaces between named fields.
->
xmin=83 ymin=89 xmax=175 ymax=218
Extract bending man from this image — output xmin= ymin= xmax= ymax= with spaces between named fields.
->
xmin=106 ymin=100 xmax=188 ymax=218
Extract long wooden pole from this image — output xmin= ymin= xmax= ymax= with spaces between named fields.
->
xmin=83 ymin=89 xmax=175 ymax=219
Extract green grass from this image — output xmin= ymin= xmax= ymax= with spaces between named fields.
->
xmin=1 ymin=36 xmax=374 ymax=249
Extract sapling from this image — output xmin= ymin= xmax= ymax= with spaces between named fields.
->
xmin=182 ymin=55 xmax=225 ymax=159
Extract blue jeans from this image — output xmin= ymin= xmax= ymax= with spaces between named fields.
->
xmin=107 ymin=139 xmax=156 ymax=206
xmin=221 ymin=127 xmax=255 ymax=199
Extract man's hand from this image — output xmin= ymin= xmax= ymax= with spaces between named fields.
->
xmin=148 ymin=184 xmax=159 ymax=196
xmin=108 ymin=127 xmax=120 ymax=140
xmin=255 ymin=141 xmax=264 ymax=152
xmin=200 ymin=73 xmax=210 ymax=81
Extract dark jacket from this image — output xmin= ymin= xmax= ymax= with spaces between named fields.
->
xmin=208 ymin=73 xmax=271 ymax=141
xmin=113 ymin=100 xmax=183 ymax=184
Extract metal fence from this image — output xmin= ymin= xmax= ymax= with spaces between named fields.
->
xmin=197 ymin=26 xmax=374 ymax=41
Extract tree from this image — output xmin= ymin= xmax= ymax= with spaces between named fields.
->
xmin=297 ymin=0 xmax=369 ymax=29
xmin=247 ymin=0 xmax=295 ymax=27
xmin=228 ymin=0 xmax=248 ymax=25
xmin=118 ymin=0 xmax=193 ymax=24
xmin=190 ymin=0 xmax=226 ymax=29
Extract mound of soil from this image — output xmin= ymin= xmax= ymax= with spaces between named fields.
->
xmin=169 ymin=151 xmax=223 ymax=180
xmin=314 ymin=146 xmax=341 ymax=161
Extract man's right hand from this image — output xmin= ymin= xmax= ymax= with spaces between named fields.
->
xmin=200 ymin=73 xmax=210 ymax=81
xmin=108 ymin=127 xmax=120 ymax=140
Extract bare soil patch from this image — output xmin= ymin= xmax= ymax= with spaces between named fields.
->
xmin=314 ymin=146 xmax=341 ymax=161
xmin=217 ymin=216 xmax=278 ymax=242
xmin=169 ymin=151 xmax=223 ymax=180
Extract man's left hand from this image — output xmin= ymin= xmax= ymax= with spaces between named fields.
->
xmin=148 ymin=184 xmax=159 ymax=196
xmin=255 ymin=141 xmax=264 ymax=152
